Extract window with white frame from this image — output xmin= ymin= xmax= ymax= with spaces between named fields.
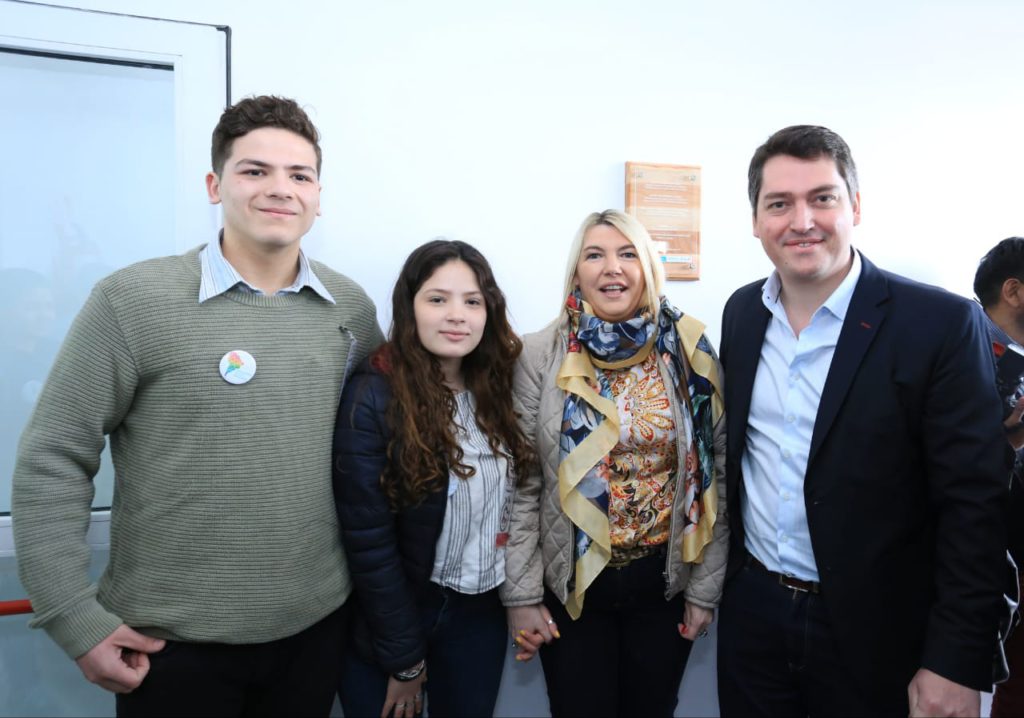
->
xmin=0 ymin=1 xmax=228 ymax=554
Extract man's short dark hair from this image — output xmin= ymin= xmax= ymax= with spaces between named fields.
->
xmin=974 ymin=237 xmax=1024 ymax=309
xmin=210 ymin=95 xmax=322 ymax=176
xmin=747 ymin=125 xmax=859 ymax=214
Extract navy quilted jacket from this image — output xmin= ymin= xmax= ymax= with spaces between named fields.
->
xmin=332 ymin=355 xmax=447 ymax=673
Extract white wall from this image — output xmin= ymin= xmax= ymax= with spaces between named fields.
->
xmin=38 ymin=0 xmax=1024 ymax=346
xmin=22 ymin=1 xmax=1024 ymax=714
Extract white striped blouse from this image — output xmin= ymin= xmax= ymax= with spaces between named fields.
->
xmin=429 ymin=391 xmax=512 ymax=594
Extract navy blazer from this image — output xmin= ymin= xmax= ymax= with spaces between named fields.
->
xmin=332 ymin=357 xmax=448 ymax=674
xmin=720 ymin=252 xmax=1010 ymax=700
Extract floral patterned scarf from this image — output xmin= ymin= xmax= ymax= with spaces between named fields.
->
xmin=557 ymin=290 xmax=722 ymax=618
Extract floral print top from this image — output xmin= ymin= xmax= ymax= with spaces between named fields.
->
xmin=602 ymin=351 xmax=698 ymax=550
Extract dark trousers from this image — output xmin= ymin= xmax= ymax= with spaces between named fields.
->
xmin=539 ymin=552 xmax=693 ymax=718
xmin=717 ymin=560 xmax=904 ymax=717
xmin=116 ymin=606 xmax=346 ymax=718
xmin=338 ymin=585 xmax=506 ymax=718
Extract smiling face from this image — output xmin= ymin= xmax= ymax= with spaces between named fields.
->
xmin=753 ymin=154 xmax=860 ymax=294
xmin=573 ymin=223 xmax=647 ymax=322
xmin=205 ymin=127 xmax=321 ymax=256
xmin=413 ymin=259 xmax=487 ymax=385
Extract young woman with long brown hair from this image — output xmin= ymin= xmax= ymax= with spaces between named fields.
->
xmin=333 ymin=239 xmax=533 ymax=718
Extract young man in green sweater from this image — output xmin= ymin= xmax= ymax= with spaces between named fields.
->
xmin=12 ymin=95 xmax=383 ymax=715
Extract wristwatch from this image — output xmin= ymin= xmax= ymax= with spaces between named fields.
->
xmin=393 ymin=659 xmax=426 ymax=682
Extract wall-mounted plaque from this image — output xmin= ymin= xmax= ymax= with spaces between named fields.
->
xmin=625 ymin=161 xmax=701 ymax=281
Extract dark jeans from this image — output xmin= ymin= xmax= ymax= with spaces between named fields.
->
xmin=116 ymin=606 xmax=347 ymax=718
xmin=539 ymin=551 xmax=693 ymax=718
xmin=338 ymin=584 xmax=506 ymax=718
xmin=717 ymin=559 xmax=904 ymax=717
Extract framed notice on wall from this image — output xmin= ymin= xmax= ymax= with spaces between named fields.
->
xmin=625 ymin=162 xmax=702 ymax=281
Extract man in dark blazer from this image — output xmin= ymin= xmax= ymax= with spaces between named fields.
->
xmin=716 ymin=125 xmax=1009 ymax=717
xmin=974 ymin=237 xmax=1024 ymax=718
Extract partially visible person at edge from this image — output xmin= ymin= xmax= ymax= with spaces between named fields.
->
xmin=974 ymin=236 xmax=1024 ymax=718
xmin=11 ymin=95 xmax=383 ymax=716
xmin=333 ymin=239 xmax=535 ymax=718
xmin=716 ymin=124 xmax=1009 ymax=718
xmin=503 ymin=209 xmax=728 ymax=717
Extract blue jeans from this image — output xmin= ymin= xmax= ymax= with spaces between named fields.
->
xmin=338 ymin=584 xmax=506 ymax=717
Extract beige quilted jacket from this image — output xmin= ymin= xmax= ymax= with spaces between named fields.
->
xmin=499 ymin=318 xmax=729 ymax=610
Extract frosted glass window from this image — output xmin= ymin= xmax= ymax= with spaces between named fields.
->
xmin=0 ymin=1 xmax=226 ymax=537
xmin=0 ymin=50 xmax=175 ymax=514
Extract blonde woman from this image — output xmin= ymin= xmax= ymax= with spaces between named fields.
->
xmin=501 ymin=210 xmax=728 ymax=717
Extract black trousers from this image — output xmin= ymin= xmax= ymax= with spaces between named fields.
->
xmin=540 ymin=552 xmax=693 ymax=718
xmin=717 ymin=560 xmax=905 ymax=717
xmin=116 ymin=605 xmax=347 ymax=718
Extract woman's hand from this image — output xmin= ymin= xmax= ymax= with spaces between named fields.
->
xmin=507 ymin=604 xmax=560 ymax=662
xmin=677 ymin=601 xmax=714 ymax=641
xmin=381 ymin=669 xmax=426 ymax=718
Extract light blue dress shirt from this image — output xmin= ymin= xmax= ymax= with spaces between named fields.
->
xmin=197 ymin=233 xmax=335 ymax=304
xmin=741 ymin=251 xmax=862 ymax=581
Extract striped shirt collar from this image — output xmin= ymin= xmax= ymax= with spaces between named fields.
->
xmin=198 ymin=232 xmax=335 ymax=304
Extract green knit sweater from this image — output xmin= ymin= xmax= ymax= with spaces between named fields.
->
xmin=12 ymin=246 xmax=383 ymax=659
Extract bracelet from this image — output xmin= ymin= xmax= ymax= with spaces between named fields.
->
xmin=392 ymin=659 xmax=425 ymax=682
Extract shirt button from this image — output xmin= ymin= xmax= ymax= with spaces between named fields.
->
xmin=780 ymin=535 xmax=789 ymax=544
xmin=782 ymin=448 xmax=792 ymax=459
xmin=786 ymin=414 xmax=795 ymax=423
xmin=790 ymin=373 xmax=798 ymax=383
xmin=782 ymin=491 xmax=790 ymax=501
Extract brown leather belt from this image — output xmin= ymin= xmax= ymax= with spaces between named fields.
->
xmin=747 ymin=553 xmax=820 ymax=594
